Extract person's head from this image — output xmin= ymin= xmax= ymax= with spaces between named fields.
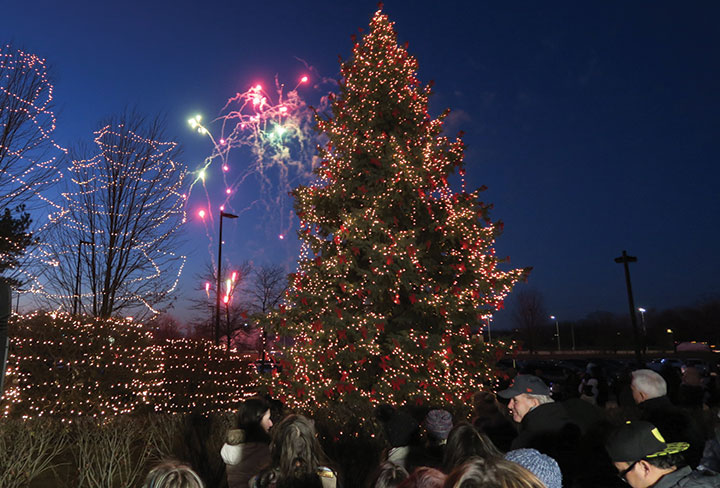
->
xmin=371 ymin=461 xmax=409 ymax=488
xmin=504 ymin=449 xmax=562 ymax=488
xmin=143 ymin=460 xmax=204 ymax=488
xmin=471 ymin=391 xmax=503 ymax=419
xmin=630 ymin=370 xmax=667 ymax=404
xmin=497 ymin=375 xmax=553 ymax=423
xmin=384 ymin=410 xmax=420 ymax=448
xmin=425 ymin=409 xmax=453 ymax=444
xmin=443 ymin=423 xmax=502 ymax=473
xmin=236 ymin=397 xmax=273 ymax=444
xmin=444 ymin=457 xmax=546 ymax=488
xmin=605 ymin=421 xmax=689 ymax=488
xmin=399 ymin=467 xmax=446 ymax=488
xmin=270 ymin=414 xmax=329 ymax=481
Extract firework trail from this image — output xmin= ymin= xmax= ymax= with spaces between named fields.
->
xmin=187 ymin=75 xmax=319 ymax=245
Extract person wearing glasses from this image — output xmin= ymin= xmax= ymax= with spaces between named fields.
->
xmin=606 ymin=421 xmax=720 ymax=488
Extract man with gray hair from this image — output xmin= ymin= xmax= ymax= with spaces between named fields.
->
xmin=631 ymin=369 xmax=705 ymax=468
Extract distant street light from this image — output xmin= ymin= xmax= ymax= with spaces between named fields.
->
xmin=550 ymin=315 xmax=561 ymax=351
xmin=638 ymin=307 xmax=647 ymax=353
xmin=666 ymin=328 xmax=677 ymax=353
xmin=215 ymin=210 xmax=238 ymax=346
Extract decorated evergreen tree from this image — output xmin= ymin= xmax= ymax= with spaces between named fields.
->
xmin=272 ymin=9 xmax=528 ymax=412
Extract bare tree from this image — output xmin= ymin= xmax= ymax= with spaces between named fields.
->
xmin=247 ymin=263 xmax=287 ymax=359
xmin=510 ymin=287 xmax=547 ymax=352
xmin=41 ymin=111 xmax=187 ymax=319
xmin=0 ymin=43 xmax=62 ymax=211
xmin=0 ymin=43 xmax=63 ymax=286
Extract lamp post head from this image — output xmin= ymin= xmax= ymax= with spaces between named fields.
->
xmin=638 ymin=307 xmax=646 ymax=313
xmin=550 ymin=315 xmax=556 ymax=320
xmin=220 ymin=211 xmax=239 ymax=219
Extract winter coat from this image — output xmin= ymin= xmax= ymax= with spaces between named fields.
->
xmin=221 ymin=429 xmax=271 ymax=488
xmin=653 ymin=466 xmax=720 ymax=488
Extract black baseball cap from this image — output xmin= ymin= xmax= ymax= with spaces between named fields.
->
xmin=497 ymin=374 xmax=551 ymax=398
xmin=606 ymin=421 xmax=690 ymax=463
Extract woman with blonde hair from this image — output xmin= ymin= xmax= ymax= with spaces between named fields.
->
xmin=444 ymin=457 xmax=546 ymax=488
xmin=142 ymin=460 xmax=204 ymax=488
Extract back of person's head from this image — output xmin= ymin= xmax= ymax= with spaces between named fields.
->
xmin=472 ymin=391 xmax=502 ymax=419
xmin=505 ymin=449 xmax=562 ymax=488
xmin=631 ymin=369 xmax=667 ymax=399
xmin=425 ymin=409 xmax=454 ymax=444
xmin=442 ymin=423 xmax=502 ymax=473
xmin=271 ymin=414 xmax=328 ymax=480
xmin=143 ymin=460 xmax=204 ymax=488
xmin=370 ymin=461 xmax=409 ymax=488
xmin=444 ymin=457 xmax=546 ymax=488
xmin=399 ymin=467 xmax=446 ymax=488
xmin=238 ymin=396 xmax=272 ymax=442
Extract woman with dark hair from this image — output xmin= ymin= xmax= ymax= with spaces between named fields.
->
xmin=442 ymin=423 xmax=502 ymax=474
xmin=221 ymin=396 xmax=274 ymax=488
xmin=252 ymin=414 xmax=338 ymax=488
xmin=471 ymin=391 xmax=517 ymax=453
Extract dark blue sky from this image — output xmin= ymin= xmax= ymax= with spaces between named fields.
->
xmin=3 ymin=1 xmax=719 ymax=326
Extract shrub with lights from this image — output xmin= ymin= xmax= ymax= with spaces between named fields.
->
xmin=269 ymin=9 xmax=528 ymax=414
xmin=1 ymin=312 xmax=253 ymax=418
xmin=2 ymin=311 xmax=163 ymax=418
xmin=156 ymin=338 xmax=251 ymax=414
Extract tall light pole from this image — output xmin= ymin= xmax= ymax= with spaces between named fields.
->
xmin=215 ymin=211 xmax=238 ymax=346
xmin=550 ymin=315 xmax=561 ymax=351
xmin=615 ymin=250 xmax=642 ymax=363
xmin=72 ymin=240 xmax=93 ymax=315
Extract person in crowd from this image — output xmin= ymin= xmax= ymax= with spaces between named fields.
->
xmin=471 ymin=391 xmax=517 ymax=453
xmin=370 ymin=461 xmax=409 ymax=488
xmin=442 ymin=423 xmax=502 ymax=473
xmin=678 ymin=366 xmax=705 ymax=409
xmin=143 ymin=460 xmax=204 ymax=488
xmin=606 ymin=420 xmax=720 ymax=488
xmin=424 ymin=409 xmax=454 ymax=467
xmin=497 ymin=374 xmax=578 ymax=451
xmin=252 ymin=414 xmax=338 ymax=488
xmin=443 ymin=457 xmax=547 ymax=488
xmin=505 ymin=448 xmax=562 ymax=488
xmin=379 ymin=407 xmax=423 ymax=470
xmin=221 ymin=396 xmax=273 ymax=488
xmin=631 ymin=369 xmax=706 ymax=468
xmin=497 ymin=374 xmax=582 ymax=485
xmin=398 ymin=467 xmax=446 ymax=488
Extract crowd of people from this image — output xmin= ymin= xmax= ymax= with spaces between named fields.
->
xmin=140 ymin=367 xmax=720 ymax=488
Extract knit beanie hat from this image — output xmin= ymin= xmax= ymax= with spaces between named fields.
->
xmin=425 ymin=409 xmax=453 ymax=441
xmin=505 ymin=448 xmax=562 ymax=488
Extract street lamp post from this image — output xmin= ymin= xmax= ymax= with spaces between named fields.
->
xmin=485 ymin=316 xmax=492 ymax=343
xmin=72 ymin=240 xmax=93 ymax=315
xmin=614 ymin=250 xmax=642 ymax=363
xmin=550 ymin=315 xmax=561 ymax=351
xmin=215 ymin=211 xmax=238 ymax=346
xmin=638 ymin=307 xmax=647 ymax=353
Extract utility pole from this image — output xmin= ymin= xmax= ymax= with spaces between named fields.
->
xmin=615 ymin=250 xmax=642 ymax=363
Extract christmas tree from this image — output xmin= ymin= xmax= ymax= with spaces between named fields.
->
xmin=271 ymin=9 xmax=528 ymax=412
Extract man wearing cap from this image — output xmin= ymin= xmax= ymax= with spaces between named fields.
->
xmin=497 ymin=374 xmax=578 ymax=449
xmin=606 ymin=421 xmax=720 ymax=488
xmin=498 ymin=374 xmax=583 ymax=485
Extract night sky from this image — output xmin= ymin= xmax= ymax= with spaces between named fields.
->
xmin=2 ymin=1 xmax=719 ymax=327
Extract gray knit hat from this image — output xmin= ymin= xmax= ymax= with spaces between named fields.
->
xmin=505 ymin=448 xmax=562 ymax=488
xmin=425 ymin=409 xmax=453 ymax=440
